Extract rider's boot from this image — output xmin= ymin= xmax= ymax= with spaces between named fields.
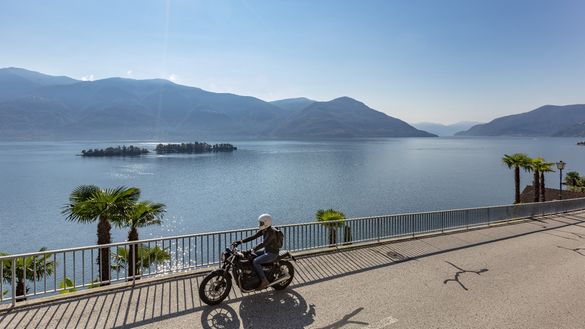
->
xmin=257 ymin=278 xmax=269 ymax=290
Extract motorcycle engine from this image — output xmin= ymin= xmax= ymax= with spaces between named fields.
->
xmin=241 ymin=273 xmax=260 ymax=290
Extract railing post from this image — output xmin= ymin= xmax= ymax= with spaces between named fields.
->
xmin=11 ymin=258 xmax=16 ymax=307
xmin=377 ymin=217 xmax=381 ymax=242
xmin=131 ymin=242 xmax=136 ymax=283
xmin=218 ymin=235 xmax=222 ymax=265
xmin=411 ymin=215 xmax=415 ymax=238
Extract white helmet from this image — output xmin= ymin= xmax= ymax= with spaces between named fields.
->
xmin=258 ymin=214 xmax=273 ymax=230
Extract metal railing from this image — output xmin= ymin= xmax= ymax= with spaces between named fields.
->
xmin=2 ymin=197 xmax=585 ymax=306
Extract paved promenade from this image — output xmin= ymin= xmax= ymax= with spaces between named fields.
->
xmin=2 ymin=211 xmax=585 ymax=328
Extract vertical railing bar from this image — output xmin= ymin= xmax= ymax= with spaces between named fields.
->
xmin=131 ymin=243 xmax=136 ymax=281
xmin=147 ymin=241 xmax=152 ymax=276
xmin=154 ymin=241 xmax=159 ymax=275
xmin=218 ymin=234 xmax=222 ymax=265
xmin=11 ymin=258 xmax=16 ymax=306
xmin=182 ymin=238 xmax=185 ymax=270
xmin=117 ymin=245 xmax=120 ymax=282
xmin=175 ymin=238 xmax=179 ymax=271
xmin=82 ymin=250 xmax=85 ymax=287
xmin=199 ymin=235 xmax=203 ymax=268
xmin=33 ymin=254 xmax=37 ymax=295
xmin=188 ymin=238 xmax=192 ymax=269
xmin=53 ymin=253 xmax=57 ymax=293
xmin=63 ymin=252 xmax=67 ymax=291
xmin=124 ymin=244 xmax=129 ymax=281
xmin=0 ymin=257 xmax=3 ymax=302
xmin=212 ymin=235 xmax=215 ymax=266
xmin=73 ymin=251 xmax=76 ymax=290
xmin=91 ymin=249 xmax=94 ymax=287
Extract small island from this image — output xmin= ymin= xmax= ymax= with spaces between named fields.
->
xmin=155 ymin=142 xmax=237 ymax=154
xmin=80 ymin=145 xmax=150 ymax=157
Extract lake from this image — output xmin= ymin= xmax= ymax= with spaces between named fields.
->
xmin=0 ymin=137 xmax=582 ymax=253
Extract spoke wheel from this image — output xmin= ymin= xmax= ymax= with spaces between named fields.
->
xmin=272 ymin=261 xmax=295 ymax=290
xmin=199 ymin=271 xmax=232 ymax=305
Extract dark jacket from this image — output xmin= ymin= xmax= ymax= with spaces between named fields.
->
xmin=241 ymin=227 xmax=280 ymax=254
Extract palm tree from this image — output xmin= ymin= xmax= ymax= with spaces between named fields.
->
xmin=534 ymin=159 xmax=555 ymax=201
xmin=565 ymin=171 xmax=585 ymax=192
xmin=112 ymin=245 xmax=170 ymax=276
xmin=315 ymin=209 xmax=346 ymax=245
xmin=502 ymin=153 xmax=532 ymax=204
xmin=121 ymin=201 xmax=166 ymax=278
xmin=62 ymin=185 xmax=140 ymax=284
xmin=530 ymin=158 xmax=544 ymax=202
xmin=1 ymin=248 xmax=56 ymax=301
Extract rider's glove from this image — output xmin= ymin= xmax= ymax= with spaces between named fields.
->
xmin=232 ymin=240 xmax=242 ymax=246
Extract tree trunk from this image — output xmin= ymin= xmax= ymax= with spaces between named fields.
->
xmin=128 ymin=228 xmax=139 ymax=279
xmin=343 ymin=225 xmax=352 ymax=245
xmin=514 ymin=166 xmax=521 ymax=204
xmin=533 ymin=171 xmax=540 ymax=202
xmin=15 ymin=280 xmax=26 ymax=302
xmin=97 ymin=215 xmax=111 ymax=285
xmin=540 ymin=172 xmax=546 ymax=202
xmin=328 ymin=227 xmax=337 ymax=246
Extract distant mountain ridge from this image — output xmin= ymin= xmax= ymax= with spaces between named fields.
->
xmin=412 ymin=121 xmax=481 ymax=136
xmin=0 ymin=67 xmax=436 ymax=140
xmin=456 ymin=104 xmax=585 ymax=137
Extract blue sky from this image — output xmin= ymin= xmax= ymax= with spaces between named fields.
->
xmin=1 ymin=0 xmax=584 ymax=124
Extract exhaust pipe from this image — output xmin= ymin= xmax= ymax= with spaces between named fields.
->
xmin=267 ymin=275 xmax=291 ymax=287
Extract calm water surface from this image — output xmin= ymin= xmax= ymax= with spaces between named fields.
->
xmin=1 ymin=137 xmax=583 ymax=253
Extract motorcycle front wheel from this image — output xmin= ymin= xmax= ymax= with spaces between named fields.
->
xmin=199 ymin=270 xmax=232 ymax=305
xmin=272 ymin=260 xmax=295 ymax=290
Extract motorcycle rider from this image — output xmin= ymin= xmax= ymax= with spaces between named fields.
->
xmin=233 ymin=214 xmax=281 ymax=290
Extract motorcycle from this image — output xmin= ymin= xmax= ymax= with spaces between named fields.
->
xmin=198 ymin=243 xmax=296 ymax=305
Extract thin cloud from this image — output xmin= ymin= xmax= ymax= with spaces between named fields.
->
xmin=81 ymin=74 xmax=94 ymax=81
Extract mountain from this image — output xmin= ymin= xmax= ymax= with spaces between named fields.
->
xmin=412 ymin=121 xmax=481 ymax=136
xmin=553 ymin=122 xmax=585 ymax=137
xmin=275 ymin=97 xmax=435 ymax=138
xmin=0 ymin=68 xmax=436 ymax=140
xmin=0 ymin=67 xmax=77 ymax=100
xmin=270 ymin=97 xmax=315 ymax=113
xmin=456 ymin=104 xmax=585 ymax=137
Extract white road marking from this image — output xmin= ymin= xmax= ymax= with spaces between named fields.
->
xmin=363 ymin=315 xmax=399 ymax=329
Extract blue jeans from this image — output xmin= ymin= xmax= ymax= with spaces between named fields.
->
xmin=252 ymin=249 xmax=278 ymax=281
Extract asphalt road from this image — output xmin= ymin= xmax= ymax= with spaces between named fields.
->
xmin=2 ymin=211 xmax=585 ymax=329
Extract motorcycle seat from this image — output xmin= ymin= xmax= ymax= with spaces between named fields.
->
xmin=278 ymin=250 xmax=292 ymax=259
xmin=256 ymin=250 xmax=294 ymax=265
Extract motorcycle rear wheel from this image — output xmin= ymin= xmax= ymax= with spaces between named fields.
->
xmin=272 ymin=260 xmax=295 ymax=290
xmin=199 ymin=270 xmax=232 ymax=305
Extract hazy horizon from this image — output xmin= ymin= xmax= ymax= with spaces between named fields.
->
xmin=2 ymin=1 xmax=584 ymax=125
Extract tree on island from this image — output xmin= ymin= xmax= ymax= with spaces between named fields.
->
xmin=80 ymin=145 xmax=149 ymax=157
xmin=502 ymin=153 xmax=532 ymax=204
xmin=155 ymin=142 xmax=236 ymax=154
xmin=119 ymin=201 xmax=166 ymax=278
xmin=1 ymin=248 xmax=56 ymax=301
xmin=62 ymin=185 xmax=141 ymax=285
